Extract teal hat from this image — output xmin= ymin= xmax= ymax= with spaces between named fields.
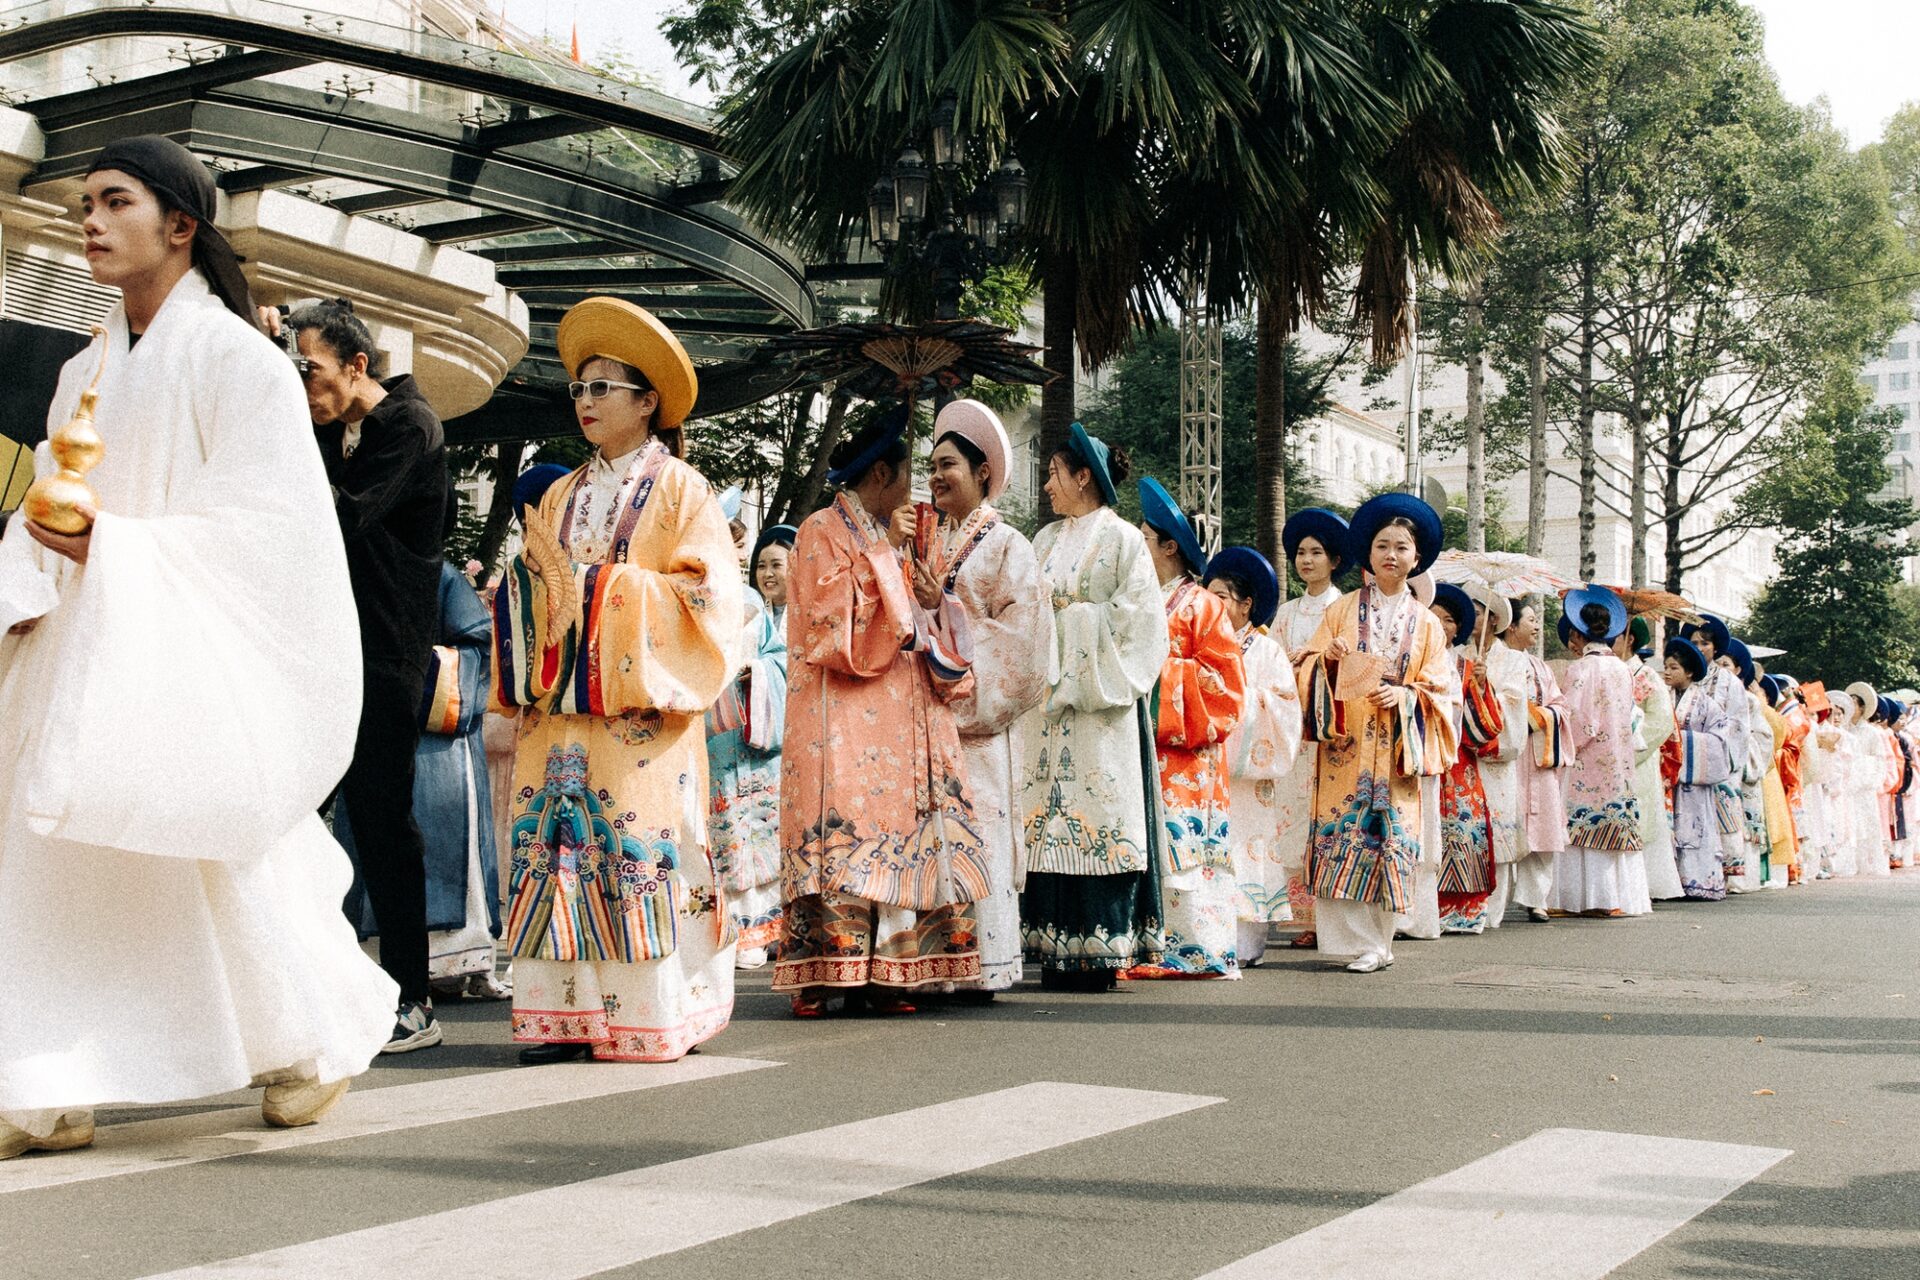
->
xmin=1139 ymin=476 xmax=1207 ymax=577
xmin=1431 ymin=582 xmax=1476 ymax=640
xmin=1205 ymin=546 xmax=1280 ymax=628
xmin=1666 ymin=637 xmax=1708 ymax=681
xmin=1067 ymin=421 xmax=1118 ymax=507
xmin=1282 ymin=508 xmax=1350 ymax=572
xmin=1564 ymin=584 xmax=1628 ymax=644
xmin=1348 ymin=492 xmax=1443 ymax=579
xmin=1724 ymin=636 xmax=1756 ymax=687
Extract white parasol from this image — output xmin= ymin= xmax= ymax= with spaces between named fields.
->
xmin=1431 ymin=549 xmax=1579 ymax=598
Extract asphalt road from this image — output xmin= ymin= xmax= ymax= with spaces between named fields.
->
xmin=5 ymin=874 xmax=1917 ymax=1280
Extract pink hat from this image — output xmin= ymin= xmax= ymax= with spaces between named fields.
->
xmin=934 ymin=398 xmax=1012 ymax=502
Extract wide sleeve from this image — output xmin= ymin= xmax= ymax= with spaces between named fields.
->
xmin=1636 ymin=666 xmax=1675 ymax=766
xmin=1460 ymin=656 xmax=1507 ymax=757
xmin=1487 ymin=648 xmax=1530 ymax=762
xmin=952 ymin=528 xmax=1052 ymax=736
xmin=1157 ymin=593 xmax=1247 ymax=750
xmin=1047 ymin=518 xmax=1169 ymax=715
xmin=0 ymin=447 xmax=64 ymax=632
xmin=791 ymin=508 xmax=913 ymax=681
xmin=18 ymin=319 xmax=364 ymax=863
xmin=1677 ymin=697 xmax=1737 ymax=787
xmin=422 ymin=566 xmax=492 ymax=736
xmin=745 ymin=604 xmax=789 ymax=753
xmin=1392 ymin=615 xmax=1463 ymax=778
xmin=1528 ymin=657 xmax=1575 ymax=769
xmin=1229 ymin=633 xmax=1302 ymax=781
xmin=494 ymin=464 xmax=742 ymax=719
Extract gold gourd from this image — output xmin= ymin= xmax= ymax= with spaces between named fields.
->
xmin=23 ymin=324 xmax=110 ymax=536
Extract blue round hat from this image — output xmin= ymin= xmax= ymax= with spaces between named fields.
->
xmin=1666 ymin=637 xmax=1708 ymax=681
xmin=1556 ymin=610 xmax=1573 ymax=648
xmin=1347 ymin=492 xmax=1443 ymax=580
xmin=717 ymin=484 xmax=744 ymax=523
xmin=1431 ymin=582 xmax=1476 ymax=641
xmin=1068 ymin=421 xmax=1119 ymax=507
xmin=1761 ymin=674 xmax=1783 ymax=706
xmin=1282 ymin=508 xmax=1350 ymax=574
xmin=1724 ymin=636 xmax=1756 ymax=687
xmin=512 ymin=463 xmax=572 ymax=523
xmin=1681 ymin=613 xmax=1732 ymax=657
xmin=1138 ymin=476 xmax=1207 ymax=577
xmin=827 ymin=403 xmax=911 ymax=487
xmin=1204 ymin=546 xmax=1280 ymax=629
xmin=751 ymin=523 xmax=797 ymax=571
xmin=1878 ymin=695 xmax=1896 ymax=723
xmin=1564 ymin=584 xmax=1628 ymax=644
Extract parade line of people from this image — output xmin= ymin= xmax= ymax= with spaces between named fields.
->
xmin=0 ymin=138 xmax=1905 ymax=1161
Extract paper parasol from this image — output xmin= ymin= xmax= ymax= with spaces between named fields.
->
xmin=765 ymin=319 xmax=1054 ymax=403
xmin=1585 ymin=584 xmax=1703 ymax=624
xmin=1431 ymin=549 xmax=1579 ymax=598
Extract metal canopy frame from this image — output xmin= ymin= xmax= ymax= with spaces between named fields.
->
xmin=0 ymin=0 xmax=827 ymax=441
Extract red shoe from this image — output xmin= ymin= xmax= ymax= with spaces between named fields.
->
xmin=789 ymin=995 xmax=828 ymax=1019
xmin=1289 ymin=931 xmax=1317 ymax=949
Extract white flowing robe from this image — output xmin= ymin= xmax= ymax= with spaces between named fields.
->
xmin=1226 ymin=626 xmax=1303 ymax=940
xmin=940 ymin=511 xmax=1051 ymax=990
xmin=0 ymin=273 xmax=395 ymax=1132
xmin=1629 ymin=655 xmax=1681 ymax=905
xmin=1817 ymin=721 xmax=1857 ymax=877
xmin=1849 ymin=722 xmax=1894 ymax=876
xmin=1698 ymin=666 xmax=1756 ymax=891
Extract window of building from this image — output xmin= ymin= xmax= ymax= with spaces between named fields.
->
xmin=1864 ymin=374 xmax=1880 ymax=393
xmin=1893 ymin=371 xmax=1913 ymax=392
xmin=1896 ymin=434 xmax=1912 ymax=452
xmin=1891 ymin=341 xmax=1912 ymax=361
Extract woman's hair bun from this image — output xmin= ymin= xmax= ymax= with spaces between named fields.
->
xmin=1107 ymin=443 xmax=1133 ymax=484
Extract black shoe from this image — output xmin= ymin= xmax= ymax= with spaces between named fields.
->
xmin=517 ymin=1042 xmax=593 ymax=1066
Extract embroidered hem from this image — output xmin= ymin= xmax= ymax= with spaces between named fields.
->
xmin=510 ymin=1000 xmax=731 ymax=1062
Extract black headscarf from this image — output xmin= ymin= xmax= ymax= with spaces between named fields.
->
xmin=86 ymin=136 xmax=258 ymax=328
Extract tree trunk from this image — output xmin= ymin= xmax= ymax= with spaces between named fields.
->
xmin=1527 ymin=328 xmax=1549 ymax=558
xmin=764 ymin=388 xmax=817 ymax=521
xmin=1576 ymin=258 xmax=1598 ymax=580
xmin=1662 ymin=416 xmax=1685 ymax=593
xmin=1463 ymin=289 xmax=1487 ymax=552
xmin=1627 ymin=407 xmax=1652 ymax=589
xmin=783 ymin=389 xmax=850 ymax=523
xmin=1254 ymin=295 xmax=1289 ymax=584
xmin=1039 ymin=247 xmax=1079 ymax=506
xmin=471 ymin=439 xmax=525 ymax=581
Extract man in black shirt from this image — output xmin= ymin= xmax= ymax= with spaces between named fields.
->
xmin=287 ymin=300 xmax=448 ymax=1053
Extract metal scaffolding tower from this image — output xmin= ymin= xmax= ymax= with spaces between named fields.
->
xmin=1179 ymin=276 xmax=1224 ymax=557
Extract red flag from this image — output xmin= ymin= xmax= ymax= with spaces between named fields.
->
xmin=570 ymin=23 xmax=582 ymax=64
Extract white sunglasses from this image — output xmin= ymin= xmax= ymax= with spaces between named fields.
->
xmin=568 ymin=378 xmax=651 ymax=401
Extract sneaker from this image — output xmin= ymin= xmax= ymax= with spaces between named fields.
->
xmin=381 ymin=1000 xmax=443 ymax=1054
xmin=0 ymin=1110 xmax=94 ymax=1160
xmin=262 ymin=1077 xmax=350 ymax=1128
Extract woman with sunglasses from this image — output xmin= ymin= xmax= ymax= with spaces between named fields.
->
xmin=492 ymin=297 xmax=744 ymax=1065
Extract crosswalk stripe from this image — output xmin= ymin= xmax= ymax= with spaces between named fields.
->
xmin=1195 ymin=1127 xmax=1790 ymax=1280
xmin=138 ymin=1081 xmax=1221 ymax=1280
xmin=1 ymin=1054 xmax=778 ymax=1198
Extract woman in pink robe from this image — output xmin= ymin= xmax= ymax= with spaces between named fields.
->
xmin=775 ymin=408 xmax=989 ymax=1016
xmin=1547 ymin=587 xmax=1642 ymax=917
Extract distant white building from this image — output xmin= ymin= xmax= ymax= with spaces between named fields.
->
xmin=1857 ymin=313 xmax=1920 ymax=581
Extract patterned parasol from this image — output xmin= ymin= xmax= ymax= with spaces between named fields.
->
xmin=1431 ymin=549 xmax=1579 ymax=598
xmin=764 ymin=319 xmax=1054 ymax=403
xmin=1584 ymin=584 xmax=1703 ymax=624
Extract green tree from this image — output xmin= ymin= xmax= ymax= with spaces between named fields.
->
xmin=1740 ymin=388 xmax=1919 ymax=688
xmin=1078 ymin=324 xmax=1346 ymax=548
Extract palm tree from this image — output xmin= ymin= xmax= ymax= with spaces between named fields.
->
xmin=715 ymin=0 xmax=1284 ymax=464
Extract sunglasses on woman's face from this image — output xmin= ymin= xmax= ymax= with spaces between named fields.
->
xmin=568 ymin=379 xmax=649 ymax=401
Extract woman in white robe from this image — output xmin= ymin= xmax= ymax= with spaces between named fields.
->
xmin=1819 ymin=691 xmax=1859 ymax=877
xmin=1849 ymin=690 xmax=1895 ymax=877
xmin=927 ymin=402 xmax=1051 ymax=995
xmin=1204 ymin=547 xmax=1301 ymax=967
xmin=1267 ymin=509 xmax=1349 ymax=947
xmin=1020 ymin=424 xmax=1170 ymax=991
xmin=0 ymin=166 xmax=394 ymax=1152
xmin=1684 ymin=618 xmax=1757 ymax=892
xmin=1623 ymin=623 xmax=1681 ymax=906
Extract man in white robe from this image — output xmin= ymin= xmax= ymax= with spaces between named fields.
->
xmin=0 ymin=137 xmax=394 ymax=1157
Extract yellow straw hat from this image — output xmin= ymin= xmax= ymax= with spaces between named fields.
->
xmin=557 ymin=296 xmax=699 ymax=429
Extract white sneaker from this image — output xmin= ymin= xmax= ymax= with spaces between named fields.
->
xmin=381 ymin=1000 xmax=443 ymax=1054
xmin=1346 ymin=952 xmax=1388 ymax=973
xmin=262 ymin=1077 xmax=350 ymax=1128
xmin=0 ymin=1111 xmax=94 ymax=1160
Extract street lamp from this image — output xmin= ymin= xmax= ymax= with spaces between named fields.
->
xmin=865 ymin=105 xmax=1027 ymax=322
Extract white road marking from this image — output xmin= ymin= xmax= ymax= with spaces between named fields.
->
xmin=0 ymin=1055 xmax=777 ymax=1197
xmin=140 ymin=1081 xmax=1221 ymax=1280
xmin=1197 ymin=1127 xmax=1790 ymax=1280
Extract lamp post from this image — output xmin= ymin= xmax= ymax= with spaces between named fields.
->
xmin=864 ymin=92 xmax=1029 ymax=323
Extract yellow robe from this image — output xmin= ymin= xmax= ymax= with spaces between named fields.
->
xmin=1293 ymin=589 xmax=1462 ymax=913
xmin=492 ymin=439 xmax=744 ymax=1060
